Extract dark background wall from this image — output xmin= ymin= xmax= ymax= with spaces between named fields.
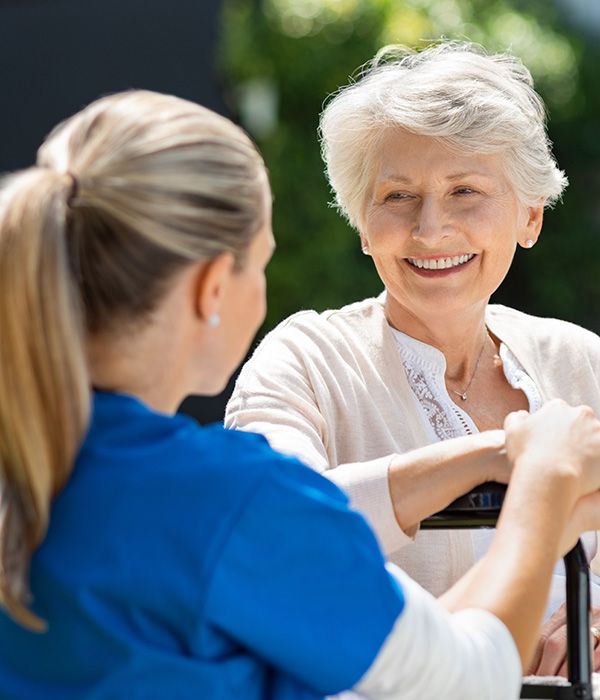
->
xmin=0 ymin=0 xmax=230 ymax=424
xmin=0 ymin=0 xmax=226 ymax=168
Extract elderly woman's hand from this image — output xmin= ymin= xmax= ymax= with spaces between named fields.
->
xmin=527 ymin=604 xmax=600 ymax=677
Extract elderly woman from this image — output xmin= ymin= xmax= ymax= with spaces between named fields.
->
xmin=225 ymin=42 xmax=600 ymax=676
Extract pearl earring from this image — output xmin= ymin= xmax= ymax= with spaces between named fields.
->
xmin=207 ymin=312 xmax=221 ymax=327
xmin=524 ymin=239 xmax=535 ymax=249
xmin=361 ymin=246 xmax=371 ymax=256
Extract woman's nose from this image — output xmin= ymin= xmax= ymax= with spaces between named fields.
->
xmin=410 ymin=197 xmax=451 ymax=244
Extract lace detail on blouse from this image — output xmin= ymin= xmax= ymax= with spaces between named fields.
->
xmin=391 ymin=328 xmax=542 ymax=441
xmin=401 ymin=359 xmax=472 ymax=439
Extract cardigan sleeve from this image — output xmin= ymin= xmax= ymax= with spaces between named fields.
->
xmin=225 ymin=326 xmax=414 ymax=555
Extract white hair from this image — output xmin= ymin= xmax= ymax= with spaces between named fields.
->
xmin=319 ymin=42 xmax=568 ymax=229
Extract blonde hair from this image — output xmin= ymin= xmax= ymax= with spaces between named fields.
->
xmin=319 ymin=41 xmax=568 ymax=229
xmin=0 ymin=90 xmax=267 ymax=629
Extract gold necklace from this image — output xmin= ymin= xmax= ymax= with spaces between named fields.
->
xmin=448 ymin=338 xmax=487 ymax=402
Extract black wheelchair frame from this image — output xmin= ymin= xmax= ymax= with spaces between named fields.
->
xmin=421 ymin=483 xmax=593 ymax=700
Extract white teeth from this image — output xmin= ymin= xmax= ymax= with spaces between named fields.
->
xmin=407 ymin=253 xmax=474 ymax=270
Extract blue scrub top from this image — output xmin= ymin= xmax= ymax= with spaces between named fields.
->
xmin=0 ymin=391 xmax=404 ymax=699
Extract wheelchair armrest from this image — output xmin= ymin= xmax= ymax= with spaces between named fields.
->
xmin=421 ymin=481 xmax=506 ymax=529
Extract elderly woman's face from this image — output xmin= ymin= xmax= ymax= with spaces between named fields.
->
xmin=362 ymin=129 xmax=543 ymax=323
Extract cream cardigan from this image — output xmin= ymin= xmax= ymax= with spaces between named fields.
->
xmin=226 ymin=296 xmax=600 ymax=596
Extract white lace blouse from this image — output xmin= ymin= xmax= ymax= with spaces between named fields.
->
xmin=391 ymin=327 xmax=542 ymax=440
xmin=390 ymin=327 xmax=600 ymax=617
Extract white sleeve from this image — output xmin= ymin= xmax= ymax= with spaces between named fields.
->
xmin=354 ymin=564 xmax=522 ymax=700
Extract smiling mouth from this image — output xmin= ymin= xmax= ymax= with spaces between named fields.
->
xmin=406 ymin=253 xmax=475 ymax=270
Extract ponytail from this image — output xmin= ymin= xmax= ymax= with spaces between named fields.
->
xmin=0 ymin=90 xmax=267 ymax=631
xmin=0 ymin=168 xmax=90 ymax=630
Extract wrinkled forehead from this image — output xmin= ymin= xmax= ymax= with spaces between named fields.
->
xmin=364 ymin=127 xmax=513 ymax=192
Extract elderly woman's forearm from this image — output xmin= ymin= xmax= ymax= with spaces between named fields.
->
xmin=387 ymin=430 xmax=507 ymax=533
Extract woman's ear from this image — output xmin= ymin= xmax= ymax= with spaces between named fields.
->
xmin=519 ymin=201 xmax=544 ymax=249
xmin=193 ymin=252 xmax=236 ymax=326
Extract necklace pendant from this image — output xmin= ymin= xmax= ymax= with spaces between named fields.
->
xmin=460 ymin=393 xmax=468 ymax=401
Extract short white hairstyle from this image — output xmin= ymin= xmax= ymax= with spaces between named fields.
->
xmin=319 ymin=42 xmax=568 ymax=229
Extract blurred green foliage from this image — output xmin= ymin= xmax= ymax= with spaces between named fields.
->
xmin=218 ymin=0 xmax=600 ymax=334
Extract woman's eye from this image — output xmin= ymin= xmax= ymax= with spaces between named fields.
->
xmin=384 ymin=192 xmax=413 ymax=202
xmin=453 ymin=187 xmax=477 ymax=196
